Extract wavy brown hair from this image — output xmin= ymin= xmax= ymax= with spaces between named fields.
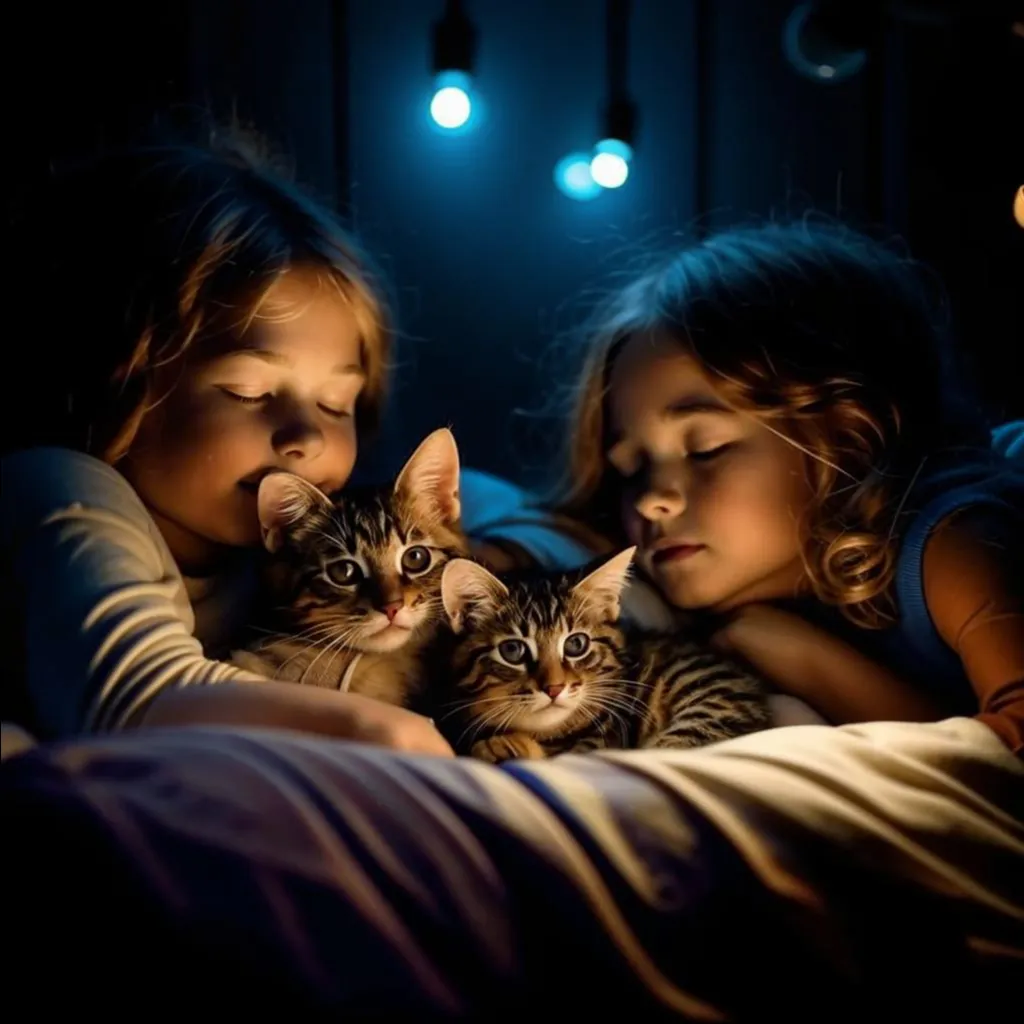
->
xmin=555 ymin=220 xmax=991 ymax=628
xmin=8 ymin=124 xmax=391 ymax=464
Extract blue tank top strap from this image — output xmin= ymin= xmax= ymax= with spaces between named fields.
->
xmin=895 ymin=425 xmax=1024 ymax=682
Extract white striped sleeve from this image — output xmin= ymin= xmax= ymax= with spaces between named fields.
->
xmin=2 ymin=447 xmax=264 ymax=739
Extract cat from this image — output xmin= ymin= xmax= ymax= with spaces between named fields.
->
xmin=436 ymin=547 xmax=772 ymax=762
xmin=230 ymin=427 xmax=469 ymax=708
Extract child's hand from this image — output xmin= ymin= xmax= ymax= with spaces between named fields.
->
xmin=339 ymin=695 xmax=456 ymax=757
xmin=139 ymin=680 xmax=456 ymax=757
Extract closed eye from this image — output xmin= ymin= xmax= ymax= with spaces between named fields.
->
xmin=218 ymin=389 xmax=353 ymax=418
xmin=689 ymin=443 xmax=734 ymax=462
xmin=319 ymin=404 xmax=353 ymax=418
xmin=220 ymin=388 xmax=271 ymax=406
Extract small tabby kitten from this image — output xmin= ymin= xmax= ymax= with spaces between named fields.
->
xmin=231 ymin=428 xmax=468 ymax=707
xmin=438 ymin=547 xmax=771 ymax=762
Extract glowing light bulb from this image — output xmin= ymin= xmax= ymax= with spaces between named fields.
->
xmin=554 ymin=152 xmax=602 ymax=201
xmin=430 ymin=70 xmax=473 ymax=130
xmin=590 ymin=138 xmax=633 ymax=190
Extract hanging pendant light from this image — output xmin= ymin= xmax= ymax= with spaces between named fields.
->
xmin=429 ymin=1 xmax=477 ymax=131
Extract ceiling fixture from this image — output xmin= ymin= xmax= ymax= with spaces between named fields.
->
xmin=554 ymin=0 xmax=638 ymax=201
xmin=429 ymin=1 xmax=477 ymax=131
xmin=590 ymin=0 xmax=636 ymax=189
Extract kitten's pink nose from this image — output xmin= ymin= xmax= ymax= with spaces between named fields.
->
xmin=545 ymin=683 xmax=566 ymax=701
xmin=383 ymin=602 xmax=403 ymax=622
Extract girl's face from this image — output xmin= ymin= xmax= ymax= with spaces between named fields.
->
xmin=123 ymin=269 xmax=365 ymax=573
xmin=607 ymin=331 xmax=811 ymax=612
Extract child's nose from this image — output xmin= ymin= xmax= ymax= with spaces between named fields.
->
xmin=634 ymin=465 xmax=686 ymax=521
xmin=635 ymin=488 xmax=685 ymax=521
xmin=272 ymin=408 xmax=326 ymax=462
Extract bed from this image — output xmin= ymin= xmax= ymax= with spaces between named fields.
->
xmin=3 ymin=714 xmax=1021 ymax=1019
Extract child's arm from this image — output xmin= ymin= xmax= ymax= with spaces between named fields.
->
xmin=137 ymin=678 xmax=454 ymax=755
xmin=920 ymin=506 xmax=1023 ymax=754
xmin=2 ymin=448 xmax=451 ymax=754
xmin=710 ymin=605 xmax=948 ymax=724
xmin=711 ymin=507 xmax=1023 ymax=747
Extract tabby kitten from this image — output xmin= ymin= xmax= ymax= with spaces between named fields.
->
xmin=438 ymin=547 xmax=771 ymax=762
xmin=231 ymin=428 xmax=468 ymax=708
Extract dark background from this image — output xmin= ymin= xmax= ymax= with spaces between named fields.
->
xmin=8 ymin=0 xmax=1023 ymax=487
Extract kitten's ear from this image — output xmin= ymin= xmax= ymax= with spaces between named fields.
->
xmin=394 ymin=427 xmax=461 ymax=526
xmin=571 ymin=546 xmax=636 ymax=621
xmin=257 ymin=473 xmax=333 ymax=553
xmin=441 ymin=558 xmax=508 ymax=634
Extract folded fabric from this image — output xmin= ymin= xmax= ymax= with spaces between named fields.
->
xmin=4 ymin=716 xmax=1021 ymax=1018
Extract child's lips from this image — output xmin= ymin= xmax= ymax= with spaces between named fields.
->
xmin=651 ymin=543 xmax=706 ymax=564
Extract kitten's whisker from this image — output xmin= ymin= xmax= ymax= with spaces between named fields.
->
xmin=459 ymin=699 xmax=525 ymax=748
xmin=269 ymin=623 xmax=356 ymax=654
xmin=302 ymin=629 xmax=353 ymax=683
xmin=586 ymin=694 xmax=640 ymax=718
xmin=438 ymin=693 xmax=512 ymax=721
xmin=273 ymin=621 xmax=366 ymax=677
xmin=586 ymin=687 xmax=646 ymax=715
xmin=248 ymin=624 xmax=328 ymax=650
xmin=256 ymin=620 xmax=358 ymax=651
xmin=578 ymin=697 xmax=630 ymax=742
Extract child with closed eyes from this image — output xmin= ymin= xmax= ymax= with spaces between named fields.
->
xmin=1 ymin=128 xmax=455 ymax=753
xmin=3 ymin=216 xmax=1021 ymax=1017
xmin=556 ymin=219 xmax=1022 ymax=750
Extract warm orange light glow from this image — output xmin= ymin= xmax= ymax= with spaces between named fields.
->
xmin=1015 ymin=186 xmax=1024 ymax=229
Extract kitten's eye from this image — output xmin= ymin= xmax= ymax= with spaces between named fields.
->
xmin=496 ymin=639 xmax=529 ymax=666
xmin=563 ymin=632 xmax=591 ymax=658
xmin=401 ymin=545 xmax=432 ymax=575
xmin=325 ymin=559 xmax=363 ymax=587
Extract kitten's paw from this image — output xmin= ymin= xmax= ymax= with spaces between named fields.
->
xmin=471 ymin=733 xmax=546 ymax=763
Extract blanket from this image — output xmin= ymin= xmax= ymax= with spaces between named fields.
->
xmin=3 ymin=716 xmax=1021 ymax=1018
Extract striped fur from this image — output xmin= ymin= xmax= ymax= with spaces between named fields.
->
xmin=232 ymin=429 xmax=469 ymax=705
xmin=438 ymin=550 xmax=771 ymax=762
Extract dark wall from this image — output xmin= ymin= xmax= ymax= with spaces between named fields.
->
xmin=9 ymin=0 xmax=1022 ymax=485
xmin=347 ymin=0 xmax=703 ymax=482
xmin=9 ymin=4 xmax=191 ymax=190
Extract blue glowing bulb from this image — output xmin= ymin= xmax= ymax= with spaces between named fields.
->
xmin=430 ymin=70 xmax=473 ymax=130
xmin=590 ymin=138 xmax=632 ymax=189
xmin=554 ymin=152 xmax=602 ymax=201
